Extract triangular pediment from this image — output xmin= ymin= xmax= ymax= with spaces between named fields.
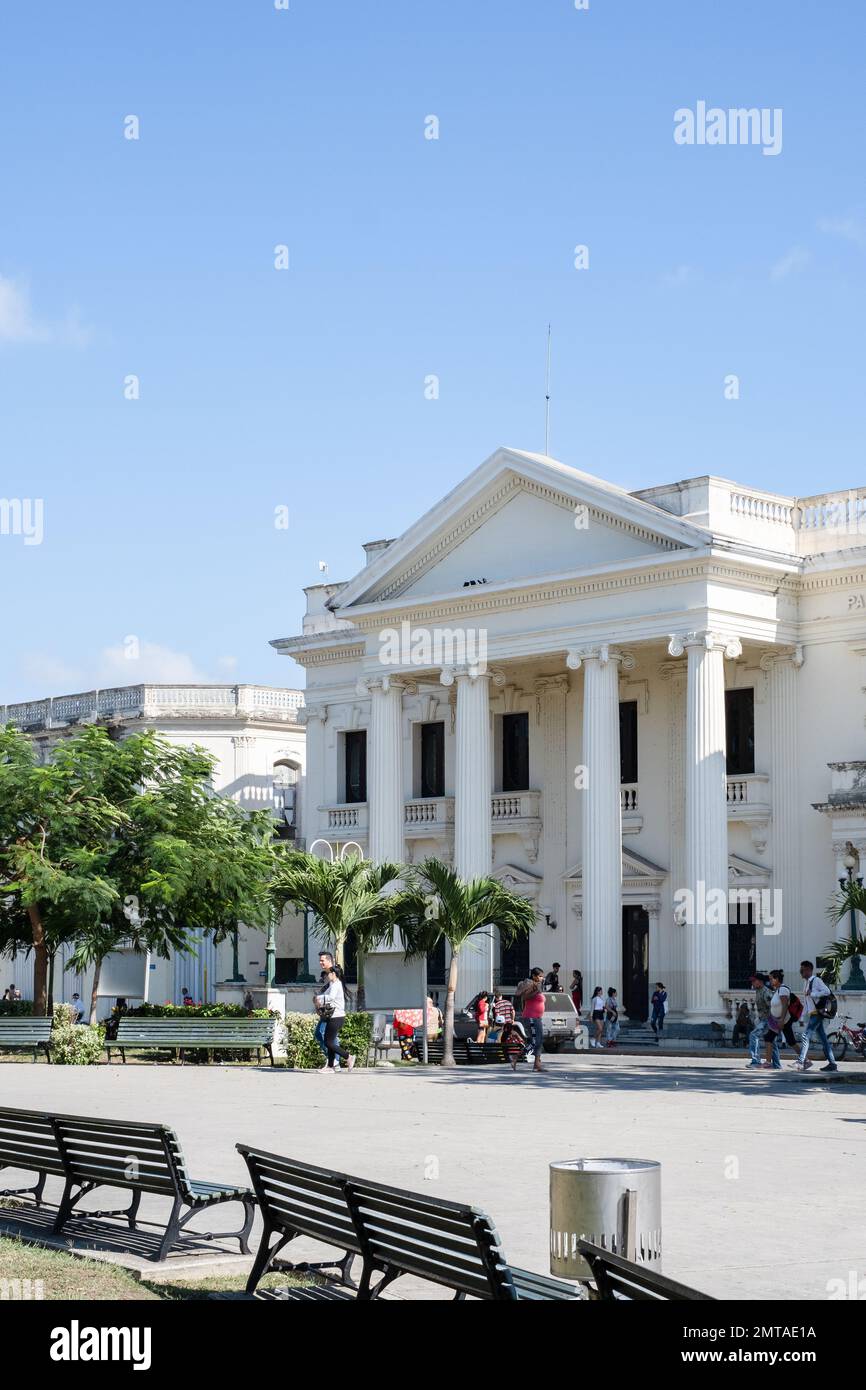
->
xmin=564 ymin=848 xmax=668 ymax=885
xmin=336 ymin=448 xmax=709 ymax=611
xmin=491 ymin=862 xmax=543 ymax=900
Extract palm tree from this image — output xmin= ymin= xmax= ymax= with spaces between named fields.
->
xmin=398 ymin=858 xmax=536 ymax=1068
xmin=825 ymin=879 xmax=866 ymax=989
xmin=270 ymin=852 xmax=404 ymax=1007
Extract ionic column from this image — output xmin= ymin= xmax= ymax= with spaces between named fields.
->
xmin=761 ymin=646 xmax=803 ymax=969
xmin=441 ymin=664 xmax=500 ymax=999
xmin=298 ymin=704 xmax=328 ymax=850
xmin=358 ymin=676 xmax=407 ymax=864
xmin=535 ymin=675 xmax=569 ymax=969
xmin=567 ymin=644 xmax=634 ymax=998
xmin=668 ymin=630 xmax=742 ymax=1020
xmin=659 ymin=661 xmax=688 ymax=1013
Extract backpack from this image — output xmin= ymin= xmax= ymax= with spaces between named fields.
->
xmin=787 ymin=992 xmax=803 ymax=1022
xmin=816 ymin=990 xmax=838 ymax=1020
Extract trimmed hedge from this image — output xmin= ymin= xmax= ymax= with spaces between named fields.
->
xmin=282 ymin=1011 xmax=373 ymax=1069
xmin=0 ymin=1000 xmax=33 ymax=1017
xmin=121 ymin=1003 xmax=278 ymax=1020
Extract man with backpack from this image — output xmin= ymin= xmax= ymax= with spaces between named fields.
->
xmin=792 ymin=960 xmax=838 ymax=1073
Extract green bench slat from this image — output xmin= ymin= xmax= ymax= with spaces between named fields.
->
xmin=577 ymin=1240 xmax=713 ymax=1301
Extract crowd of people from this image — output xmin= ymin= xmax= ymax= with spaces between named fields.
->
xmin=741 ymin=962 xmax=838 ymax=1072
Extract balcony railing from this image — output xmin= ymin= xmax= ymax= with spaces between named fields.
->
xmin=491 ymin=791 xmax=541 ymax=821
xmin=324 ymin=803 xmax=368 ymax=832
xmin=726 ymin=773 xmax=770 ymax=812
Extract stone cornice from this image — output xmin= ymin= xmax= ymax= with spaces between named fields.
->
xmin=340 ymin=554 xmax=801 ymax=633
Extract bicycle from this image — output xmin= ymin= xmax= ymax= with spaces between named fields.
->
xmin=826 ymin=1014 xmax=866 ymax=1062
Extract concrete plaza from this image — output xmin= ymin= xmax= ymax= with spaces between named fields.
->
xmin=2 ymin=1055 xmax=863 ymax=1301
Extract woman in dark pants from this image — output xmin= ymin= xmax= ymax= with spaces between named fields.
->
xmin=315 ymin=965 xmax=355 ymax=1073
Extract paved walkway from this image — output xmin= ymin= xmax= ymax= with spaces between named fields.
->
xmin=2 ymin=1055 xmax=863 ymax=1300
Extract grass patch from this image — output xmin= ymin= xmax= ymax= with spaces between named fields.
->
xmin=0 ymin=1234 xmax=316 ymax=1301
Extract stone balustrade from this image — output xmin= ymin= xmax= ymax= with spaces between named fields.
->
xmin=1 ymin=684 xmax=305 ymax=729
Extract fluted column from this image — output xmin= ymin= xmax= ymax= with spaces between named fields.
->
xmin=441 ymin=664 xmax=500 ymax=1000
xmin=761 ymin=647 xmax=803 ymax=969
xmin=659 ymin=661 xmax=688 ymax=1013
xmin=669 ymin=630 xmax=742 ymax=1020
xmin=359 ymin=676 xmax=407 ymax=864
xmin=536 ymin=675 xmax=569 ymax=968
xmin=568 ymin=644 xmax=634 ymax=998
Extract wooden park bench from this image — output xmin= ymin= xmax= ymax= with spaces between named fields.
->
xmin=238 ymin=1144 xmax=583 ymax=1301
xmin=106 ymin=1016 xmax=277 ymax=1066
xmin=0 ymin=1017 xmax=53 ymax=1063
xmin=577 ymin=1239 xmax=714 ymax=1301
xmin=0 ymin=1106 xmax=255 ymax=1262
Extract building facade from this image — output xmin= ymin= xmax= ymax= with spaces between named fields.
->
xmin=1 ymin=683 xmax=307 ymax=1015
xmin=273 ymin=446 xmax=866 ymax=1020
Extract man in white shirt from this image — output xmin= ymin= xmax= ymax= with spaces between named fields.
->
xmin=792 ymin=960 xmax=838 ymax=1072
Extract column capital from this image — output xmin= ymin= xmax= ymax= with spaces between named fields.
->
xmin=298 ymin=703 xmax=327 ymax=725
xmin=439 ymin=664 xmax=505 ymax=686
xmin=566 ymin=644 xmax=636 ymax=672
xmin=354 ymin=674 xmax=416 ymax=697
xmin=667 ymin=630 xmax=742 ymax=660
xmin=759 ymin=644 xmax=804 ymax=672
xmin=534 ymin=673 xmax=570 ymax=696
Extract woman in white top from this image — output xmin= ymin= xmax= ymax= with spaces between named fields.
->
xmin=314 ymin=965 xmax=355 ymax=1073
xmin=764 ymin=968 xmax=791 ymax=1070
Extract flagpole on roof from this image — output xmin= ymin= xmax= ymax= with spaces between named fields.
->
xmin=544 ymin=323 xmax=552 ymax=456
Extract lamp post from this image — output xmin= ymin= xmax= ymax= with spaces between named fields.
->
xmin=839 ymin=852 xmax=866 ymax=991
xmin=265 ymin=917 xmax=276 ymax=989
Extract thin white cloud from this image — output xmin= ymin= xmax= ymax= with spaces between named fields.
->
xmin=0 ymin=274 xmax=92 ymax=346
xmin=817 ymin=216 xmax=865 ymax=248
xmin=95 ymin=641 xmax=211 ymax=686
xmin=770 ymin=247 xmax=810 ymax=281
xmin=659 ymin=264 xmax=700 ymax=289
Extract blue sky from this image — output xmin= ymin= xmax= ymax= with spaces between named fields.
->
xmin=1 ymin=0 xmax=863 ymax=701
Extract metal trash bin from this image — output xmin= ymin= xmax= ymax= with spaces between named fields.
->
xmin=549 ymin=1158 xmax=661 ymax=1280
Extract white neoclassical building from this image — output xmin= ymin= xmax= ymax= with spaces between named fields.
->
xmin=1 ymin=683 xmax=307 ymax=1014
xmin=273 ymin=446 xmax=866 ymax=1022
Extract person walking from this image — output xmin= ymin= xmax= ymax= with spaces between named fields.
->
xmin=763 ymin=969 xmax=797 ymax=1069
xmin=589 ymin=987 xmax=605 ymax=1048
xmin=603 ymin=988 xmax=620 ymax=1047
xmin=544 ymin=963 xmax=561 ymax=993
xmin=746 ymin=972 xmax=772 ymax=1068
xmin=315 ymin=963 xmax=355 ymax=1074
xmin=313 ymin=950 xmax=337 ymax=1067
xmin=791 ymin=961 xmax=838 ymax=1073
xmin=475 ymin=991 xmax=490 ymax=1044
xmin=570 ymin=969 xmax=583 ymax=1014
xmin=514 ymin=967 xmax=545 ymax=1073
xmin=649 ymin=982 xmax=667 ymax=1041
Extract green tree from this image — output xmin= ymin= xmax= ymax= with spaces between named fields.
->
xmin=270 ymin=851 xmax=404 ymax=1005
xmin=0 ymin=724 xmax=278 ymax=1019
xmin=824 ymin=879 xmax=866 ymax=988
xmin=398 ymin=858 xmax=536 ymax=1068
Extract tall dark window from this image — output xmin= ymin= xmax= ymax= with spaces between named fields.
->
xmin=499 ymin=929 xmax=531 ymax=987
xmin=728 ymin=900 xmax=756 ymax=989
xmin=619 ymin=700 xmax=638 ymax=783
xmin=725 ymin=689 xmax=755 ymax=775
xmin=420 ymin=721 xmax=445 ymax=798
xmin=502 ymin=712 xmax=529 ymax=792
xmin=344 ymin=730 xmax=367 ymax=803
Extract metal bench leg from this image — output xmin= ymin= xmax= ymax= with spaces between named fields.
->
xmin=246 ymin=1224 xmax=292 ymax=1294
xmin=53 ymin=1177 xmax=78 ymax=1234
xmin=238 ymin=1196 xmax=255 ymax=1254
xmin=156 ymin=1197 xmax=183 ymax=1261
xmin=126 ymin=1188 xmax=142 ymax=1231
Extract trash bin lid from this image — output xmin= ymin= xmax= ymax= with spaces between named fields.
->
xmin=550 ymin=1157 xmax=660 ymax=1175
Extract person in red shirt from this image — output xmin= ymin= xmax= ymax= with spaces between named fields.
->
xmin=475 ymin=992 xmax=490 ymax=1044
xmin=516 ymin=968 xmax=546 ymax=1073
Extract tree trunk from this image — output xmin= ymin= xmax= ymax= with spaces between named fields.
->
xmin=89 ymin=957 xmax=102 ymax=1026
xmin=442 ymin=948 xmax=459 ymax=1068
xmin=28 ymin=905 xmax=49 ymax=1016
xmin=355 ymin=951 xmax=366 ymax=1013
